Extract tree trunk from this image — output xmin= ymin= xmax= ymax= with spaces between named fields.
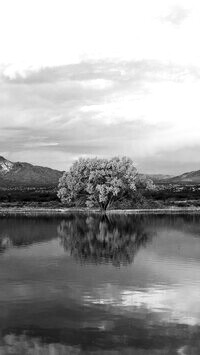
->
xmin=100 ymin=202 xmax=107 ymax=213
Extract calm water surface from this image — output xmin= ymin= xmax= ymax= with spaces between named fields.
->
xmin=0 ymin=214 xmax=200 ymax=354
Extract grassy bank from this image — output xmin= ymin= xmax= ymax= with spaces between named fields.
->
xmin=1 ymin=206 xmax=200 ymax=216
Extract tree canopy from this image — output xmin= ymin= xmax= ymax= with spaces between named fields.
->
xmin=57 ymin=156 xmax=155 ymax=210
xmin=58 ymin=157 xmax=139 ymax=210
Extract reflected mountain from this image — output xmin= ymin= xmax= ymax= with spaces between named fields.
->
xmin=58 ymin=215 xmax=155 ymax=266
xmin=0 ymin=217 xmax=59 ymax=253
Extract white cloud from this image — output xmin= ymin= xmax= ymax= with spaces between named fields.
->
xmin=80 ymin=79 xmax=113 ymax=90
xmin=24 ymin=142 xmax=59 ymax=148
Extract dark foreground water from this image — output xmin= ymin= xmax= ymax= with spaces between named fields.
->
xmin=0 ymin=214 xmax=200 ymax=354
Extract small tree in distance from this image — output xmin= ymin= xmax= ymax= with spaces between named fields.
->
xmin=58 ymin=156 xmax=138 ymax=211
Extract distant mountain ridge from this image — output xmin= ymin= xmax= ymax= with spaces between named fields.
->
xmin=0 ymin=156 xmax=63 ymax=187
xmin=167 ymin=170 xmax=200 ymax=184
xmin=145 ymin=174 xmax=173 ymax=182
xmin=145 ymin=171 xmax=200 ymax=184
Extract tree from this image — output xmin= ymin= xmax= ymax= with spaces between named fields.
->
xmin=57 ymin=157 xmax=138 ymax=211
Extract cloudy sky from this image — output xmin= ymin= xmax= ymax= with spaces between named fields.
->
xmin=0 ymin=0 xmax=200 ymax=174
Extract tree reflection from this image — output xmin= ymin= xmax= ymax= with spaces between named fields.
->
xmin=58 ymin=215 xmax=154 ymax=266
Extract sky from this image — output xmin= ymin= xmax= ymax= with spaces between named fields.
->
xmin=0 ymin=0 xmax=200 ymax=174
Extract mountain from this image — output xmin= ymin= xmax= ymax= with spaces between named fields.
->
xmin=0 ymin=156 xmax=63 ymax=188
xmin=142 ymin=171 xmax=200 ymax=184
xmin=167 ymin=170 xmax=200 ymax=184
xmin=145 ymin=174 xmax=173 ymax=182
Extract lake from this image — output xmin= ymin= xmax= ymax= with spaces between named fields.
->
xmin=0 ymin=213 xmax=200 ymax=354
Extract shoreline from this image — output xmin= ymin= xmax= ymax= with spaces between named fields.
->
xmin=1 ymin=207 xmax=200 ymax=216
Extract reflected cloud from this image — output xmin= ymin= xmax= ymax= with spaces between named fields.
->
xmin=83 ymin=279 xmax=200 ymax=326
xmin=120 ymin=285 xmax=200 ymax=326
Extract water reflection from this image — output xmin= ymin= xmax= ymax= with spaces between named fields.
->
xmin=2 ymin=332 xmax=199 ymax=355
xmin=0 ymin=334 xmax=81 ymax=355
xmin=0 ymin=215 xmax=200 ymax=354
xmin=0 ymin=217 xmax=58 ymax=253
xmin=58 ymin=215 xmax=154 ymax=266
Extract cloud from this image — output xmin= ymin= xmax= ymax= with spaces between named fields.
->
xmin=161 ymin=5 xmax=190 ymax=26
xmin=1 ymin=59 xmax=200 ymax=172
xmin=2 ymin=60 xmax=199 ymax=84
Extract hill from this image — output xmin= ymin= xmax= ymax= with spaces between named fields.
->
xmin=142 ymin=171 xmax=200 ymax=185
xmin=146 ymin=174 xmax=173 ymax=182
xmin=0 ymin=156 xmax=63 ymax=187
xmin=167 ymin=170 xmax=200 ymax=184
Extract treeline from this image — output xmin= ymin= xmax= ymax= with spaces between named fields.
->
xmin=1 ymin=186 xmax=200 ymax=209
xmin=149 ymin=185 xmax=200 ymax=207
xmin=0 ymin=187 xmax=61 ymax=207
